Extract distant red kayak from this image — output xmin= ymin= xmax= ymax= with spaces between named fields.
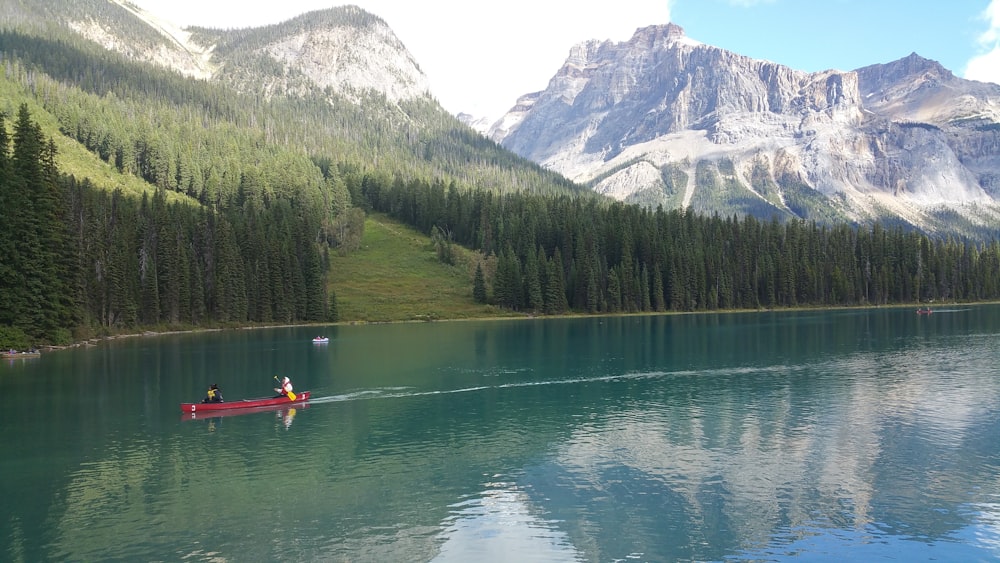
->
xmin=180 ymin=391 xmax=311 ymax=413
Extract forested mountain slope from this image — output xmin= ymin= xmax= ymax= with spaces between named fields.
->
xmin=0 ymin=0 xmax=584 ymax=348
xmin=2 ymin=2 xmax=1000 ymax=353
xmin=0 ymin=0 xmax=583 ymax=201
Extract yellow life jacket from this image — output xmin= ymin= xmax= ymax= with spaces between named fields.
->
xmin=207 ymin=388 xmax=217 ymax=400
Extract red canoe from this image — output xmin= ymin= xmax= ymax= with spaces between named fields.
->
xmin=182 ymin=402 xmax=309 ymax=421
xmin=180 ymin=391 xmax=311 ymax=413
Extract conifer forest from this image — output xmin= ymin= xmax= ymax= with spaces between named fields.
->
xmin=1 ymin=25 xmax=999 ymax=350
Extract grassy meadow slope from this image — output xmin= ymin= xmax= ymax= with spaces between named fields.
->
xmin=329 ymin=214 xmax=514 ymax=323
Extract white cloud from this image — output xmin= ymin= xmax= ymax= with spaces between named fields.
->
xmin=402 ymin=0 xmax=675 ymax=120
xmin=980 ymin=0 xmax=1000 ymax=43
xmin=965 ymin=45 xmax=1000 ymax=83
xmin=128 ymin=0 xmax=674 ymax=121
xmin=965 ymin=0 xmax=1000 ymax=84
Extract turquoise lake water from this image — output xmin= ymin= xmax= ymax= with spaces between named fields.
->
xmin=2 ymin=305 xmax=999 ymax=561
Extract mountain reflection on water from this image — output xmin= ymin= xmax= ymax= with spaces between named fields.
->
xmin=1 ymin=306 xmax=998 ymax=561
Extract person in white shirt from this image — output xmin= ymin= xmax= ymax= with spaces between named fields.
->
xmin=274 ymin=376 xmax=294 ymax=398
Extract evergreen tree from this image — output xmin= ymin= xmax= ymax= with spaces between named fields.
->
xmin=2 ymin=106 xmax=40 ymax=332
xmin=524 ymin=247 xmax=544 ymax=312
xmin=585 ymin=240 xmax=602 ymax=314
xmin=472 ymin=262 xmax=488 ymax=304
xmin=607 ymin=269 xmax=622 ymax=313
xmin=494 ymin=245 xmax=522 ymax=310
xmin=0 ymin=112 xmax=16 ymax=327
xmin=138 ymin=193 xmax=160 ymax=324
xmin=536 ymin=246 xmax=549 ymax=305
xmin=7 ymin=104 xmax=75 ymax=339
xmin=544 ymin=248 xmax=569 ymax=314
xmin=652 ymin=267 xmax=666 ymax=312
xmin=641 ymin=264 xmax=652 ymax=311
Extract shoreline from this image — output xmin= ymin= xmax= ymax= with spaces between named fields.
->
xmin=38 ymin=300 xmax=977 ymax=354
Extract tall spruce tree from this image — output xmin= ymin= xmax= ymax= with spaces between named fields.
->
xmin=8 ymin=104 xmax=74 ymax=340
xmin=544 ymin=248 xmax=569 ymax=314
xmin=0 ymin=111 xmax=14 ymax=327
xmin=472 ymin=263 xmax=488 ymax=304
xmin=524 ymin=247 xmax=544 ymax=312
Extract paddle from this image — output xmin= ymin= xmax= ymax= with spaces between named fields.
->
xmin=274 ymin=376 xmax=297 ymax=401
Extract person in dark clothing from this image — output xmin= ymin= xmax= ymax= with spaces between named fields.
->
xmin=202 ymin=383 xmax=224 ymax=403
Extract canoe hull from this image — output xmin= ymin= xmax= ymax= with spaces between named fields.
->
xmin=180 ymin=391 xmax=310 ymax=413
xmin=183 ymin=402 xmax=309 ymax=421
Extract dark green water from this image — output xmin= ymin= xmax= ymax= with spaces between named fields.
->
xmin=2 ymin=306 xmax=1000 ymax=561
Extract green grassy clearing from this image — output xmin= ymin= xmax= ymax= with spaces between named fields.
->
xmin=329 ymin=213 xmax=514 ymax=323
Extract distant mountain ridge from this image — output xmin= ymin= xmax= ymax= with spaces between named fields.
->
xmin=79 ymin=1 xmax=431 ymax=104
xmin=489 ymin=23 xmax=1000 ymax=236
xmin=2 ymin=0 xmax=430 ymax=106
xmin=5 ymin=0 xmax=999 ymax=236
xmin=1 ymin=0 xmax=582 ymax=203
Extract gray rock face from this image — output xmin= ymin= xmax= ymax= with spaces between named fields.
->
xmin=491 ymin=24 xmax=1000 ymax=235
xmin=79 ymin=2 xmax=430 ymax=106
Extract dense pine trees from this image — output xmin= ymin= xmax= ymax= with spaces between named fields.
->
xmin=2 ymin=25 xmax=999 ymax=348
xmin=2 ymin=106 xmax=335 ymax=345
xmin=0 ymin=28 xmax=579 ymax=213
xmin=360 ymin=174 xmax=1000 ymax=314
xmin=4 ymin=104 xmax=1000 ymax=348
xmin=0 ymin=106 xmax=76 ymax=343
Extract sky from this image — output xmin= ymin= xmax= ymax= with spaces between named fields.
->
xmin=128 ymin=0 xmax=1000 ymax=122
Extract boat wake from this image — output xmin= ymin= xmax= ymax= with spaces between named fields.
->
xmin=306 ymin=365 xmax=788 ymax=406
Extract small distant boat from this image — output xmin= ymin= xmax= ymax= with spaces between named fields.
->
xmin=312 ymin=336 xmax=329 ymax=343
xmin=2 ymin=349 xmax=41 ymax=359
xmin=916 ymin=307 xmax=933 ymax=315
xmin=180 ymin=391 xmax=311 ymax=414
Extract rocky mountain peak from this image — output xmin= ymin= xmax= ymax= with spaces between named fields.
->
xmin=629 ymin=22 xmax=691 ymax=49
xmin=64 ymin=2 xmax=430 ymax=106
xmin=882 ymin=52 xmax=952 ymax=79
xmin=856 ymin=52 xmax=953 ymax=96
xmin=491 ymin=23 xmax=1000 ymax=236
xmin=854 ymin=51 xmax=998 ymax=127
xmin=249 ymin=7 xmax=430 ymax=103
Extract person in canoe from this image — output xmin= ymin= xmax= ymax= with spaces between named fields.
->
xmin=202 ymin=383 xmax=224 ymax=403
xmin=274 ymin=376 xmax=294 ymax=399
